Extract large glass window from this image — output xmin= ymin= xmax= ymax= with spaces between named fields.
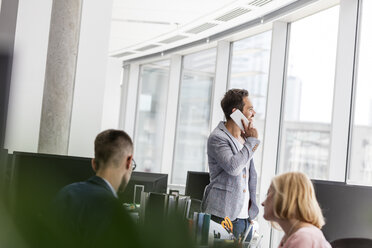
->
xmin=278 ymin=6 xmax=339 ymax=179
xmin=349 ymin=0 xmax=372 ymax=185
xmin=134 ymin=60 xmax=170 ymax=172
xmin=172 ymin=48 xmax=217 ymax=185
xmin=229 ymin=31 xmax=272 ymax=183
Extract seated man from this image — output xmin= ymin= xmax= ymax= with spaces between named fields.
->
xmin=51 ymin=129 xmax=142 ymax=248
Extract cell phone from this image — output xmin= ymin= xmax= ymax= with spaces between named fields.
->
xmin=230 ymin=109 xmax=249 ymax=132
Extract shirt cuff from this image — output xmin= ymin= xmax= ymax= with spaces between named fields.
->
xmin=244 ymin=137 xmax=260 ymax=153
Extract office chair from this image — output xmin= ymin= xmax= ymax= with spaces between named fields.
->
xmin=330 ymin=238 xmax=372 ymax=248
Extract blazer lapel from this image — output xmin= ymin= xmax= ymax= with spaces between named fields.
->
xmin=218 ymin=121 xmax=240 ymax=153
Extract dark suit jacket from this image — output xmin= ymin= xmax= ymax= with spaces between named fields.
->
xmin=52 ymin=176 xmax=142 ymax=248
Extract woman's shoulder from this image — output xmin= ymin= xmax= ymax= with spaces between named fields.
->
xmin=295 ymin=225 xmax=323 ymax=234
xmin=284 ymin=225 xmax=331 ymax=248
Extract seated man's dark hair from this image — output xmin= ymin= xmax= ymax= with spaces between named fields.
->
xmin=94 ymin=129 xmax=133 ymax=170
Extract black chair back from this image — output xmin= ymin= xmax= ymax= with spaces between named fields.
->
xmin=331 ymin=238 xmax=372 ymax=248
xmin=185 ymin=171 xmax=210 ymax=201
xmin=313 ymin=180 xmax=372 ymax=241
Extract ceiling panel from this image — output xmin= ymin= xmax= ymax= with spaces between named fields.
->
xmin=109 ymin=0 xmax=237 ymax=52
xmin=109 ymin=0 xmax=296 ymax=58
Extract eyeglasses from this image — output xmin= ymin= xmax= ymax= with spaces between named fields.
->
xmin=132 ymin=158 xmax=137 ymax=171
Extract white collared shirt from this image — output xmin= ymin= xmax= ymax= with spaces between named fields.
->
xmin=235 ymin=139 xmax=250 ymax=219
xmin=100 ymin=177 xmax=118 ymax=198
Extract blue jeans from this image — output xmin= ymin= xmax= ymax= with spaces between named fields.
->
xmin=211 ymin=215 xmax=253 ymax=241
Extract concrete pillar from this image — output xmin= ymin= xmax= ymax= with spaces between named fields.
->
xmin=38 ymin=0 xmax=82 ymax=154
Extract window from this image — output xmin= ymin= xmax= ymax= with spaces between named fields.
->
xmin=134 ymin=60 xmax=170 ymax=172
xmin=348 ymin=0 xmax=372 ymax=185
xmin=172 ymin=48 xmax=217 ymax=184
xmin=229 ymin=31 xmax=272 ymax=181
xmin=278 ymin=6 xmax=340 ymax=179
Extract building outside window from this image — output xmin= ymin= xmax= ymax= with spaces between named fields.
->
xmin=172 ymin=48 xmax=217 ymax=185
xmin=278 ymin=6 xmax=340 ymax=180
xmin=134 ymin=60 xmax=170 ymax=172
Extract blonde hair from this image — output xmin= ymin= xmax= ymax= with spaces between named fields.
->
xmin=271 ymin=172 xmax=325 ymax=228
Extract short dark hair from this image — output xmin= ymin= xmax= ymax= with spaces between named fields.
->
xmin=221 ymin=89 xmax=249 ymax=120
xmin=94 ymin=129 xmax=133 ymax=170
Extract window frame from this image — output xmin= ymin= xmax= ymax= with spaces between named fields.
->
xmin=170 ymin=47 xmax=217 ymax=185
xmin=132 ymin=60 xmax=171 ymax=173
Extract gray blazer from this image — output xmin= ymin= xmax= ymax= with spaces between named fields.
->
xmin=201 ymin=121 xmax=260 ymax=221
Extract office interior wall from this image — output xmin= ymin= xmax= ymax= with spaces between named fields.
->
xmin=5 ymin=0 xmax=52 ymax=153
xmin=68 ymin=0 xmax=114 ymax=157
xmin=101 ymin=57 xmax=122 ymax=130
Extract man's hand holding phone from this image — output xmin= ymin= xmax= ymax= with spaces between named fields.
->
xmin=230 ymin=109 xmax=258 ymax=139
xmin=241 ymin=120 xmax=258 ymax=139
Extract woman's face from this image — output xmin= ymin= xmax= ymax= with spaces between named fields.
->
xmin=261 ymin=185 xmax=275 ymax=221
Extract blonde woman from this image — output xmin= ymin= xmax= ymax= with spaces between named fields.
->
xmin=261 ymin=172 xmax=331 ymax=248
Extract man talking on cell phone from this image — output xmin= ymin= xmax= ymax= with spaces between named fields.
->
xmin=201 ymin=89 xmax=260 ymax=241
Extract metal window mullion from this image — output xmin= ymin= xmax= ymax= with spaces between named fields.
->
xmin=210 ymin=41 xmax=231 ymax=133
xmin=118 ymin=65 xmax=130 ymax=130
xmin=329 ymin=0 xmax=359 ymax=182
xmin=160 ymin=55 xmax=182 ymax=184
xmin=258 ymin=21 xmax=289 ymax=248
xmin=120 ymin=63 xmax=140 ymax=138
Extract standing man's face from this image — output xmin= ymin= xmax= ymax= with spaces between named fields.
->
xmin=242 ymin=96 xmax=256 ymax=121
